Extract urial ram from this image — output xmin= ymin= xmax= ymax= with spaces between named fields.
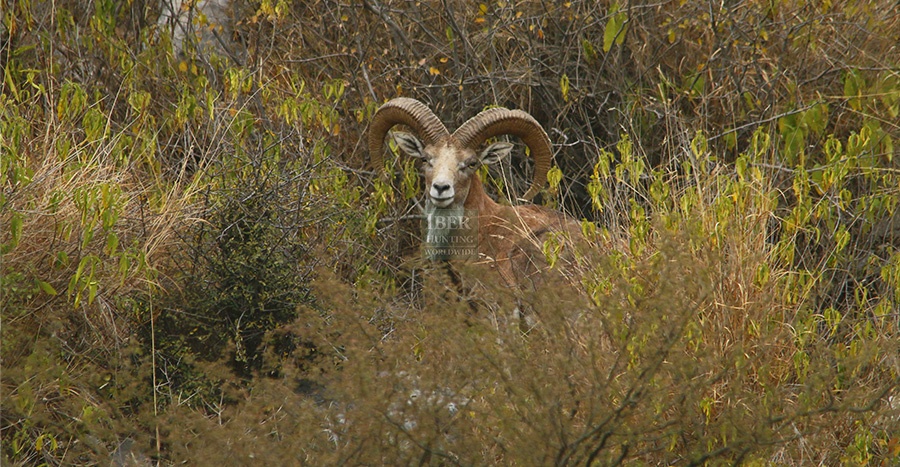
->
xmin=369 ymin=98 xmax=582 ymax=287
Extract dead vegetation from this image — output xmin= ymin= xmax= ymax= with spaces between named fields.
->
xmin=2 ymin=0 xmax=899 ymax=464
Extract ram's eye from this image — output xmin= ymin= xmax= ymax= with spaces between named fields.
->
xmin=465 ymin=160 xmax=480 ymax=170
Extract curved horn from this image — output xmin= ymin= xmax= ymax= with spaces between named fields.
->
xmin=368 ymin=98 xmax=449 ymax=170
xmin=453 ymin=108 xmax=552 ymax=201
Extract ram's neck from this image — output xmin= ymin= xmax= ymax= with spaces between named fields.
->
xmin=463 ymin=175 xmax=501 ymax=216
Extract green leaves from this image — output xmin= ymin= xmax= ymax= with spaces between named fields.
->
xmin=401 ymin=158 xmax=419 ymax=200
xmin=57 ymin=81 xmax=87 ymax=123
xmin=541 ymin=231 xmax=565 ymax=269
xmin=35 ymin=279 xmax=58 ymax=296
xmin=3 ymin=211 xmax=24 ymax=254
xmin=875 ymin=72 xmax=900 ymax=119
xmin=0 ymin=112 xmax=34 ymax=189
xmin=67 ymin=254 xmax=101 ymax=308
xmin=582 ymin=39 xmax=597 ymax=63
xmin=587 ymin=150 xmax=610 ymax=214
xmin=614 ymin=132 xmax=643 ymax=187
xmin=603 ymin=3 xmax=628 ymax=52
xmin=844 ymin=69 xmax=865 ymax=111
xmin=777 ymin=103 xmax=829 ymax=165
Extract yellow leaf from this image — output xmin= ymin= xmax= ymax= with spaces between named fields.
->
xmin=547 ymin=166 xmax=563 ymax=188
xmin=474 ymin=17 xmax=485 ymax=24
xmin=429 ymin=66 xmax=441 ymax=76
xmin=479 ymin=3 xmax=488 ymax=14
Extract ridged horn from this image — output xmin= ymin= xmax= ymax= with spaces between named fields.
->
xmin=452 ymin=108 xmax=552 ymax=201
xmin=368 ymin=98 xmax=449 ymax=170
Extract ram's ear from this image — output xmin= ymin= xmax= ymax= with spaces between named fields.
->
xmin=479 ymin=142 xmax=514 ymax=165
xmin=391 ymin=131 xmax=427 ymax=159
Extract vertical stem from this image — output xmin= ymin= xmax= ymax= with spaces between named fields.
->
xmin=150 ymin=287 xmax=160 ymax=462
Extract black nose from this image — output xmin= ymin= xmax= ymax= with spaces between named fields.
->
xmin=433 ymin=183 xmax=451 ymax=195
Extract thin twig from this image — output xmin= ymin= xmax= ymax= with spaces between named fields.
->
xmin=361 ymin=0 xmax=411 ymax=55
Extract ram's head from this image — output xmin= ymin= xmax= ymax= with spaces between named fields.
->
xmin=368 ymin=98 xmax=552 ymax=210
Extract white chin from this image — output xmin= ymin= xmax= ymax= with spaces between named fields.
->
xmin=430 ymin=197 xmax=454 ymax=208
